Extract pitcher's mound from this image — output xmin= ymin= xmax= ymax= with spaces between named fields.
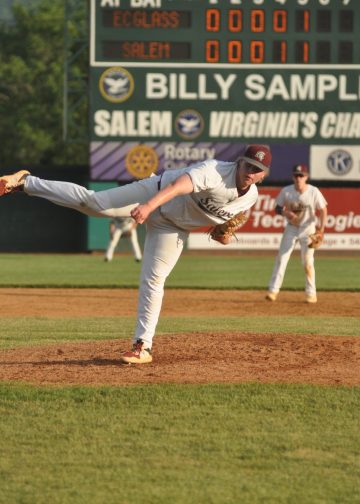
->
xmin=0 ymin=332 xmax=359 ymax=387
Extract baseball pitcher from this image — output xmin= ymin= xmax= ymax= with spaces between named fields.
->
xmin=0 ymin=145 xmax=271 ymax=364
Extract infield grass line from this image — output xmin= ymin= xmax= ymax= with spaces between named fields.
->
xmin=0 ymin=316 xmax=359 ymax=349
xmin=0 ymin=254 xmax=359 ymax=290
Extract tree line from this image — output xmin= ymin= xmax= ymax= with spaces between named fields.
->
xmin=0 ymin=0 xmax=88 ymax=167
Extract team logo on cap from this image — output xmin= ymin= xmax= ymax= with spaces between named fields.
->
xmin=327 ymin=149 xmax=353 ymax=176
xmin=99 ymin=67 xmax=134 ymax=103
xmin=255 ymin=151 xmax=266 ymax=161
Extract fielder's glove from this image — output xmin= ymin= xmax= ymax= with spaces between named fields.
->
xmin=308 ymin=229 xmax=324 ymax=249
xmin=209 ymin=211 xmax=248 ymax=245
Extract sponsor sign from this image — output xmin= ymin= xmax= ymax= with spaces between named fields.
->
xmin=90 ymin=142 xmax=309 ymax=181
xmin=188 ymin=187 xmax=360 ymax=251
xmin=310 ymin=145 xmax=360 ymax=181
xmin=90 ymin=67 xmax=360 ymax=145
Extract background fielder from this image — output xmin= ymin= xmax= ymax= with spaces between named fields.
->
xmin=266 ymin=164 xmax=327 ymax=304
xmin=104 ymin=216 xmax=142 ymax=263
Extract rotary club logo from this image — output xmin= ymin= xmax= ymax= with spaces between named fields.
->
xmin=125 ymin=145 xmax=159 ymax=179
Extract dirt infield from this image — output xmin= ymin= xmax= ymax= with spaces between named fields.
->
xmin=0 ymin=288 xmax=359 ymax=387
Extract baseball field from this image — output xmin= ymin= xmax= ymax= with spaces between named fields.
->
xmin=0 ymin=252 xmax=359 ymax=503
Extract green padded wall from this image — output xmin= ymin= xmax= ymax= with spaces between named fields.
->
xmin=87 ymin=182 xmax=146 ymax=252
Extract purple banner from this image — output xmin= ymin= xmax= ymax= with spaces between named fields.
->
xmin=90 ymin=142 xmax=309 ymax=183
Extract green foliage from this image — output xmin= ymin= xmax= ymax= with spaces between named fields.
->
xmin=0 ymin=0 xmax=87 ymax=166
xmin=0 ymin=383 xmax=359 ymax=503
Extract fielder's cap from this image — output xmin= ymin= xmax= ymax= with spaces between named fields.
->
xmin=293 ymin=164 xmax=309 ymax=175
xmin=241 ymin=144 xmax=272 ymax=173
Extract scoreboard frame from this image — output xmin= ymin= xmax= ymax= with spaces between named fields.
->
xmin=90 ymin=0 xmax=360 ymax=68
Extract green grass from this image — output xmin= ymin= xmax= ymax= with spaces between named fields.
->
xmin=0 ymin=383 xmax=359 ymax=504
xmin=0 ymin=252 xmax=359 ymax=503
xmin=0 ymin=316 xmax=359 ymax=349
xmin=0 ymin=253 xmax=359 ymax=290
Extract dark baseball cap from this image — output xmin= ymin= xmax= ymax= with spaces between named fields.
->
xmin=241 ymin=145 xmax=272 ymax=173
xmin=293 ymin=164 xmax=309 ymax=175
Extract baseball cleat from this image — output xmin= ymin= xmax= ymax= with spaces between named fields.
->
xmin=265 ymin=291 xmax=278 ymax=302
xmin=306 ymin=295 xmax=317 ymax=304
xmin=120 ymin=339 xmax=152 ymax=364
xmin=0 ymin=170 xmax=30 ymax=196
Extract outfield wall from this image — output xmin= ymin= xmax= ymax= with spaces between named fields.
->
xmin=0 ymin=166 xmax=88 ymax=253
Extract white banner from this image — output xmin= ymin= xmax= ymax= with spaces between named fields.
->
xmin=188 ymin=233 xmax=360 ymax=251
xmin=310 ymin=145 xmax=360 ymax=181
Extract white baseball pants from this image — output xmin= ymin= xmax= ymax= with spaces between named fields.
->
xmin=268 ymin=224 xmax=316 ymax=296
xmin=24 ymin=176 xmax=188 ymax=348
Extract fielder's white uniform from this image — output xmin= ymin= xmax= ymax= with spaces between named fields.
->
xmin=24 ymin=159 xmax=259 ymax=349
xmin=268 ymin=184 xmax=327 ymax=297
xmin=105 ymin=217 xmax=142 ymax=262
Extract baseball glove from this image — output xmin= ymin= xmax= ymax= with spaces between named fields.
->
xmin=209 ymin=211 xmax=248 ymax=245
xmin=308 ymin=229 xmax=324 ymax=249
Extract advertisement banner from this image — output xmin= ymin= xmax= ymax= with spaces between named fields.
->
xmin=187 ymin=187 xmax=360 ymax=251
xmin=90 ymin=67 xmax=360 ymax=145
xmin=90 ymin=141 xmax=309 ymax=182
xmin=310 ymin=145 xmax=360 ymax=181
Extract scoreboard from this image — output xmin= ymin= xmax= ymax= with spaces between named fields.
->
xmin=89 ymin=0 xmax=360 ymax=182
xmin=91 ymin=0 xmax=359 ymax=65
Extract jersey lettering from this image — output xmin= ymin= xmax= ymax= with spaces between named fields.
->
xmin=198 ymin=197 xmax=234 ymax=220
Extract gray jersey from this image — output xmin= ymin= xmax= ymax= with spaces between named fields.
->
xmin=159 ymin=159 xmax=258 ymax=230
